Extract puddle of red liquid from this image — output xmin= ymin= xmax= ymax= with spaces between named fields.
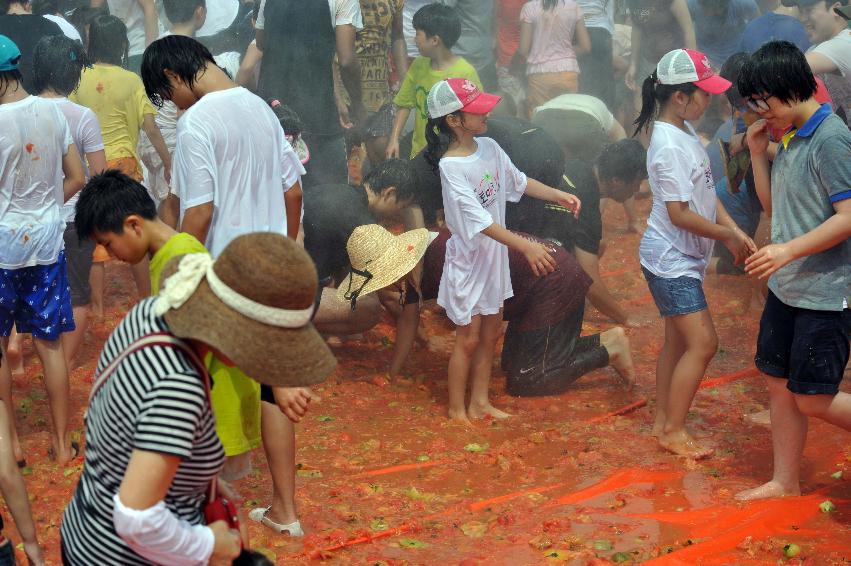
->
xmin=7 ymin=196 xmax=849 ymax=564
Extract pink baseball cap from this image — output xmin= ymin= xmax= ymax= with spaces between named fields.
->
xmin=427 ymin=78 xmax=502 ymax=119
xmin=656 ymin=49 xmax=731 ymax=95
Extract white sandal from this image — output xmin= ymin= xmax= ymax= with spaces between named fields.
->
xmin=248 ymin=507 xmax=304 ymax=536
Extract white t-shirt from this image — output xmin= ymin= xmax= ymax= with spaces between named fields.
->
xmin=437 ymin=137 xmax=528 ymax=326
xmin=196 ymin=0 xmax=238 ymax=37
xmin=254 ymin=0 xmax=363 ymax=30
xmin=43 ymin=14 xmax=83 ymax=41
xmin=106 ymin=0 xmax=147 ymax=56
xmin=172 ymin=87 xmax=305 ymax=257
xmin=576 ymin=0 xmax=614 ymax=34
xmin=640 ymin=121 xmax=717 ymax=280
xmin=44 ymin=98 xmax=104 ymax=223
xmin=811 ymin=29 xmax=851 ymax=123
xmin=533 ymin=93 xmax=616 ymax=134
xmin=0 ymin=96 xmax=73 ymax=269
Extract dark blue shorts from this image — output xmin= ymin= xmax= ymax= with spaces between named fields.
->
xmin=0 ymin=251 xmax=75 ymax=341
xmin=642 ymin=266 xmax=708 ymax=318
xmin=755 ymin=291 xmax=851 ymax=396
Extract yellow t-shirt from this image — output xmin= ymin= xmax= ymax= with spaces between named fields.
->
xmin=149 ymin=232 xmax=262 ymax=457
xmin=71 ymin=63 xmax=156 ymax=162
xmin=393 ymin=55 xmax=482 ymax=158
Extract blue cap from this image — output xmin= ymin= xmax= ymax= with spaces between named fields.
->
xmin=0 ymin=35 xmax=21 ymax=72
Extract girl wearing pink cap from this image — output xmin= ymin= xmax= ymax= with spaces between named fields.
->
xmin=634 ymin=48 xmax=756 ymax=458
xmin=423 ymin=78 xmax=581 ymax=424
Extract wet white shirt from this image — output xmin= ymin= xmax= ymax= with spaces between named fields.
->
xmin=172 ymin=87 xmax=305 ymax=257
xmin=438 ymin=137 xmax=527 ymax=326
xmin=0 ymin=96 xmax=73 ymax=269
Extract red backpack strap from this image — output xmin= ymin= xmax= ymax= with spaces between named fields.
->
xmin=88 ymin=333 xmax=210 ymax=404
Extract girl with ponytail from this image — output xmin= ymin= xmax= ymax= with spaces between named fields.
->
xmin=636 ymin=49 xmax=757 ymax=459
xmin=425 ymin=78 xmax=581 ymax=424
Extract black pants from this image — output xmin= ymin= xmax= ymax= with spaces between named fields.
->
xmin=502 ymin=304 xmax=609 ymax=397
xmin=578 ymin=27 xmax=615 ymax=109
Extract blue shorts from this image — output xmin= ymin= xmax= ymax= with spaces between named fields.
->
xmin=0 ymin=252 xmax=75 ymax=340
xmin=642 ymin=266 xmax=708 ymax=318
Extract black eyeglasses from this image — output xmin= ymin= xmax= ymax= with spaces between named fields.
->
xmin=746 ymin=94 xmax=772 ymax=113
xmin=343 ymin=267 xmax=373 ymax=311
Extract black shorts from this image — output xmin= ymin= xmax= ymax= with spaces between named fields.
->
xmin=63 ymin=224 xmax=95 ymax=307
xmin=755 ymin=291 xmax=851 ymax=395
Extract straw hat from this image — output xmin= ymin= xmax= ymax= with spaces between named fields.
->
xmin=336 ymin=225 xmax=430 ymax=306
xmin=158 ymin=232 xmax=336 ymax=387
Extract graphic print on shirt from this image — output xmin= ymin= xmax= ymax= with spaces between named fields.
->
xmin=476 ymin=170 xmax=501 ymax=208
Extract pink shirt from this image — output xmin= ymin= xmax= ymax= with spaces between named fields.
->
xmin=521 ymin=0 xmax=584 ymax=75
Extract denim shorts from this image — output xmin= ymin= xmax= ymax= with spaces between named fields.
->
xmin=641 ymin=266 xmax=708 ymax=318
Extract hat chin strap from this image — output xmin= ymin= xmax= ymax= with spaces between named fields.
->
xmin=154 ymin=253 xmax=313 ymax=328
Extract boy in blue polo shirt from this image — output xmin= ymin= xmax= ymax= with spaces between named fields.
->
xmin=734 ymin=41 xmax=851 ymax=501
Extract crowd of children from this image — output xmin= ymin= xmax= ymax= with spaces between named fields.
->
xmin=0 ymin=0 xmax=849 ymax=562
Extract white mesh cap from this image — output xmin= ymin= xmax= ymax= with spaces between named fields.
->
xmin=657 ymin=49 xmax=700 ymax=85
xmin=655 ymin=48 xmax=732 ymax=95
xmin=427 ymin=78 xmax=502 ymax=118
xmin=427 ymin=80 xmax=465 ymax=119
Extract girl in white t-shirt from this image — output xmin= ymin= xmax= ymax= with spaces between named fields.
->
xmin=424 ymin=78 xmax=581 ymax=424
xmin=634 ymin=49 xmax=756 ymax=459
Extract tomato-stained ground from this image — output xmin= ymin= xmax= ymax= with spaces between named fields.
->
xmin=6 ymin=197 xmax=849 ymax=565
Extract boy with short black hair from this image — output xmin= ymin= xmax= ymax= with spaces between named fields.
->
xmin=735 ymin=40 xmax=851 ymax=501
xmin=303 ymin=158 xmax=418 ymax=335
xmin=386 ymin=3 xmax=481 ymax=159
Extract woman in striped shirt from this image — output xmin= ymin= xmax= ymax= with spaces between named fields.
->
xmin=61 ymin=231 xmax=336 ymax=564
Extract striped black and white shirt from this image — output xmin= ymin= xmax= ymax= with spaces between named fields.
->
xmin=61 ymin=298 xmax=225 ymax=565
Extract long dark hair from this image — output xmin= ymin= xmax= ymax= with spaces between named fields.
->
xmin=87 ymin=14 xmax=129 ymax=66
xmin=424 ymin=114 xmax=457 ymax=172
xmin=542 ymin=0 xmax=563 ymax=9
xmin=633 ymin=71 xmax=698 ymax=136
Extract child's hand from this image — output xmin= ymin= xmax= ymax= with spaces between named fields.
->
xmin=746 ymin=120 xmax=770 ymax=156
xmin=273 ymin=387 xmax=318 ymax=423
xmin=386 ymin=138 xmax=400 ymax=160
xmin=523 ymin=240 xmax=556 ymax=276
xmin=557 ymin=191 xmax=582 ymax=219
xmin=745 ymin=243 xmax=795 ymax=279
xmin=723 ymin=228 xmax=757 ymax=265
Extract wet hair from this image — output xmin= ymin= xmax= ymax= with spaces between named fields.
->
xmin=363 ymin=158 xmax=418 ymax=205
xmin=163 ymin=0 xmax=205 ymax=25
xmin=0 ymin=68 xmax=23 ymax=97
xmin=720 ymin=51 xmax=749 ymax=109
xmin=597 ymin=139 xmax=647 ymax=187
xmin=270 ymin=100 xmax=303 ymax=139
xmin=75 ymin=170 xmax=157 ymax=240
xmin=633 ymin=70 xmax=699 ymax=136
xmin=31 ymin=0 xmax=56 ymax=15
xmin=412 ymin=4 xmax=461 ymax=49
xmin=423 ymin=114 xmax=456 ymax=172
xmin=88 ymin=14 xmax=129 ymax=66
xmin=31 ymin=34 xmax=90 ymax=95
xmin=141 ymin=35 xmax=216 ymax=107
xmin=543 ymin=0 xmax=563 ymax=9
xmin=737 ymin=40 xmax=817 ymax=105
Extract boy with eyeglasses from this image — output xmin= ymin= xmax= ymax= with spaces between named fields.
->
xmin=734 ymin=40 xmax=851 ymax=501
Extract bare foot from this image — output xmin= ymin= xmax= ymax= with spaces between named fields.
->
xmin=658 ymin=430 xmax=714 ymax=459
xmin=745 ymin=409 xmax=771 ymax=426
xmin=602 ymin=327 xmax=636 ymax=386
xmin=448 ymin=408 xmax=474 ymax=427
xmin=468 ymin=402 xmax=511 ymax=420
xmin=735 ymin=480 xmax=800 ymax=501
